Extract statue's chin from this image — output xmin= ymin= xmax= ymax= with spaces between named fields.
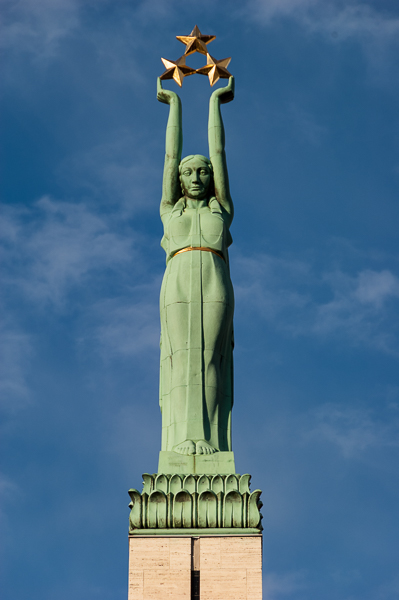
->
xmin=185 ymin=193 xmax=208 ymax=201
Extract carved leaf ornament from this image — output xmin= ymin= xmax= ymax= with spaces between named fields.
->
xmin=128 ymin=473 xmax=262 ymax=532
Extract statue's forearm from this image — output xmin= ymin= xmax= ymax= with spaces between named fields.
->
xmin=207 ymin=85 xmax=233 ymax=219
xmin=208 ymin=97 xmax=225 ymax=158
xmin=161 ymin=96 xmax=182 ymax=213
xmin=165 ymin=97 xmax=183 ymax=160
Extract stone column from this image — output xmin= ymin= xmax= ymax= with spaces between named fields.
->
xmin=128 ymin=534 xmax=262 ymax=600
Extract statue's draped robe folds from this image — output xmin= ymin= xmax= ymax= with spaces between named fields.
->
xmin=159 ymin=197 xmax=234 ymax=452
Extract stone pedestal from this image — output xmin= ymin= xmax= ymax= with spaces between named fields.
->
xmin=128 ymin=535 xmax=262 ymax=600
xmin=128 ymin=473 xmax=263 ymax=598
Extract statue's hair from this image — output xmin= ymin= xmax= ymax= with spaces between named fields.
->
xmin=179 ymin=155 xmax=214 ymax=197
xmin=179 ymin=154 xmax=213 ymax=174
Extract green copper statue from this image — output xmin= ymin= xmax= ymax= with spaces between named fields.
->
xmin=129 ymin=37 xmax=262 ymax=531
xmin=157 ymin=76 xmax=235 ymax=457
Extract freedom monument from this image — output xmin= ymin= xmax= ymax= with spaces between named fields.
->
xmin=128 ymin=27 xmax=263 ymax=600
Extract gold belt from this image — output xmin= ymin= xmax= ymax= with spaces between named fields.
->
xmin=174 ymin=246 xmax=225 ymax=261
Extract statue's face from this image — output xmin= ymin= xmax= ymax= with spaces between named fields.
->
xmin=181 ymin=158 xmax=211 ymax=200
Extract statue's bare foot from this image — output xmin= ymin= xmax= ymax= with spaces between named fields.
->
xmin=196 ymin=440 xmax=218 ymax=455
xmin=173 ymin=440 xmax=196 ymax=455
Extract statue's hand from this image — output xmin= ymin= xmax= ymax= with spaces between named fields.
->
xmin=211 ymin=76 xmax=235 ymax=105
xmin=157 ymin=77 xmax=179 ymax=105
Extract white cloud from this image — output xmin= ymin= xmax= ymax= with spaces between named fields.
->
xmin=2 ymin=196 xmax=133 ymax=309
xmin=0 ymin=0 xmax=173 ymax=72
xmin=0 ymin=473 xmax=20 ymax=532
xmin=263 ymin=569 xmax=308 ymax=599
xmin=87 ymin=293 xmax=160 ymax=360
xmin=306 ymin=403 xmax=399 ymax=458
xmin=376 ymin=576 xmax=399 ymax=600
xmin=246 ymin=0 xmax=318 ymax=22
xmin=235 ymin=252 xmax=399 ymax=355
xmin=58 ymin=136 xmax=160 ymax=215
xmin=306 ymin=3 xmax=399 ymax=42
xmin=0 ymin=0 xmax=80 ymax=61
xmin=286 ymin=103 xmax=327 ymax=146
xmin=0 ymin=0 xmax=147 ymax=96
xmin=0 ymin=319 xmax=32 ymax=412
xmin=1 ymin=193 xmax=163 ymax=385
xmin=354 ymin=269 xmax=399 ymax=307
xmin=245 ymin=0 xmax=399 ymax=75
xmin=1 ymin=195 xmax=143 ymax=412
xmin=235 ymin=253 xmax=313 ymax=319
xmin=260 ymin=102 xmax=328 ymax=146
xmin=312 ymin=268 xmax=399 ymax=352
xmin=247 ymin=0 xmax=399 ymax=38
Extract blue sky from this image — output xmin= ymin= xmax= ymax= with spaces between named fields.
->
xmin=1 ymin=1 xmax=399 ymax=599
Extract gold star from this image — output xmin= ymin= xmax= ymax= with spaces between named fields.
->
xmin=160 ymin=55 xmax=196 ymax=87
xmin=196 ymin=54 xmax=232 ymax=86
xmin=176 ymin=25 xmax=216 ymax=56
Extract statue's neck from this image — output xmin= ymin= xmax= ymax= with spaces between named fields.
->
xmin=185 ymin=198 xmax=208 ymax=209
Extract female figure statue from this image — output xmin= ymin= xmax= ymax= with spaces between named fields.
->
xmin=157 ymin=76 xmax=235 ymax=456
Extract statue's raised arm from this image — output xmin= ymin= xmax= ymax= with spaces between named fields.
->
xmin=208 ymin=76 xmax=235 ymax=224
xmin=157 ymin=78 xmax=182 ymax=223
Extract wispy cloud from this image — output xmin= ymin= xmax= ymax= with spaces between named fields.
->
xmin=286 ymin=103 xmax=327 ymax=146
xmin=1 ymin=0 xmax=173 ymax=73
xmin=58 ymin=136 xmax=160 ymax=215
xmin=376 ymin=576 xmax=399 ymax=600
xmin=246 ymin=0 xmax=399 ymax=38
xmin=2 ymin=196 xmax=134 ymax=309
xmin=235 ymin=253 xmax=313 ymax=318
xmin=1 ymin=196 xmax=146 ymax=413
xmin=311 ymin=268 xmax=399 ymax=351
xmin=1 ymin=0 xmax=147 ymax=95
xmin=86 ymin=292 xmax=160 ymax=361
xmin=1 ymin=0 xmax=80 ymax=62
xmin=235 ymin=252 xmax=399 ymax=355
xmin=1 ymin=194 xmax=162 ymax=404
xmin=0 ymin=473 xmax=19 ymax=535
xmin=244 ymin=0 xmax=399 ymax=75
xmin=245 ymin=0 xmax=318 ymax=23
xmin=261 ymin=102 xmax=328 ymax=146
xmin=306 ymin=402 xmax=399 ymax=458
xmin=0 ymin=319 xmax=32 ymax=412
xmin=263 ymin=569 xmax=308 ymax=599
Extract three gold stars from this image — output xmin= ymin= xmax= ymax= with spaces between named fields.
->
xmin=160 ymin=25 xmax=232 ymax=87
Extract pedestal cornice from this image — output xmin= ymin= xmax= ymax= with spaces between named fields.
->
xmin=129 ymin=473 xmax=263 ymax=533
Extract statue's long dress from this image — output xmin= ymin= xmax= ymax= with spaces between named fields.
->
xmin=159 ymin=197 xmax=234 ymax=452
